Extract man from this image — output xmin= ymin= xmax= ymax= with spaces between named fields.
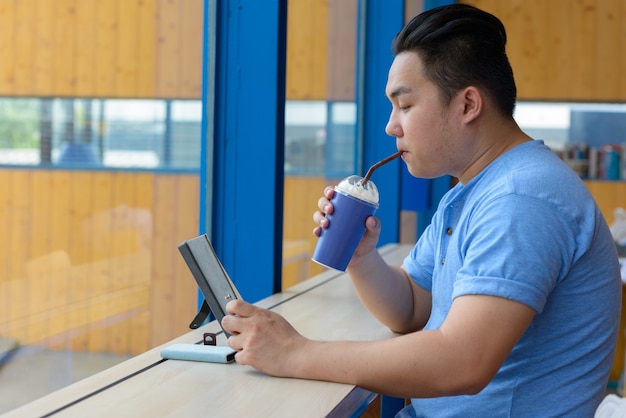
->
xmin=223 ymin=4 xmax=621 ymax=416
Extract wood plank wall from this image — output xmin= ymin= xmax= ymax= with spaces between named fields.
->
xmin=285 ymin=0 xmax=357 ymax=101
xmin=462 ymin=0 xmax=626 ymax=101
xmin=0 ymin=0 xmax=203 ymax=99
xmin=0 ymin=0 xmax=354 ymax=101
xmin=0 ymin=170 xmax=200 ymax=354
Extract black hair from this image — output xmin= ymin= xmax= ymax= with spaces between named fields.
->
xmin=392 ymin=4 xmax=517 ymax=117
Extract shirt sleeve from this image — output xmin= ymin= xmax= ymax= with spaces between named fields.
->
xmin=452 ymin=193 xmax=577 ymax=314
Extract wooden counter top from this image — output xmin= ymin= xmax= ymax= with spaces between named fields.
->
xmin=3 ymin=244 xmax=411 ymax=418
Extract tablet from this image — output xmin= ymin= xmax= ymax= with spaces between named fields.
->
xmin=178 ymin=234 xmax=242 ymax=335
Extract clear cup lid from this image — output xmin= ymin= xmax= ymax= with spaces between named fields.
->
xmin=335 ymin=175 xmax=379 ymax=204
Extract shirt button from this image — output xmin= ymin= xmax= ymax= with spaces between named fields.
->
xmin=441 ymin=257 xmax=446 ymax=265
xmin=446 ymin=227 xmax=453 ymax=235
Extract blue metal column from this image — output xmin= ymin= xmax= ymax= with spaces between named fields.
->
xmin=201 ymin=0 xmax=287 ymax=302
xmin=356 ymin=0 xmax=404 ymax=247
xmin=356 ymin=0 xmax=405 ymax=415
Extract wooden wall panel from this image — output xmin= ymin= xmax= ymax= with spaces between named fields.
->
xmin=0 ymin=0 xmax=201 ymax=99
xmin=149 ymin=174 xmax=176 ymax=347
xmin=0 ymin=1 xmax=15 ymax=94
xmin=156 ymin=0 xmax=181 ymax=98
xmin=594 ymin=0 xmax=622 ymax=100
xmin=172 ymin=175 xmax=202 ymax=338
xmin=34 ymin=0 xmax=55 ymax=96
xmin=463 ymin=0 xmax=626 ymax=101
xmin=326 ymin=0 xmax=357 ymax=101
xmin=54 ymin=0 xmax=77 ymax=96
xmin=286 ymin=0 xmax=328 ymax=100
xmin=117 ymin=0 xmax=140 ymax=97
xmin=569 ymin=0 xmax=597 ymax=99
xmin=137 ymin=0 xmax=158 ymax=97
xmin=38 ymin=171 xmax=70 ymax=348
xmin=0 ymin=1 xmax=625 ymax=100
xmin=283 ymin=176 xmax=341 ymax=279
xmin=180 ymin=0 xmax=204 ymax=97
xmin=95 ymin=0 xmax=119 ymax=97
xmin=75 ymin=0 xmax=97 ymax=95
xmin=13 ymin=1 xmax=34 ymax=95
xmin=0 ymin=171 xmax=8 ymax=283
xmin=0 ymin=169 xmax=199 ymax=355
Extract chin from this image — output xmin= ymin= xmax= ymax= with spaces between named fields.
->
xmin=407 ymin=166 xmax=440 ymax=180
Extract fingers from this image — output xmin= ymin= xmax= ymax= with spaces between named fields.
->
xmin=222 ymin=300 xmax=255 ymax=337
xmin=225 ymin=299 xmax=254 ymax=316
xmin=312 ymin=185 xmax=335 ymax=236
xmin=365 ymin=215 xmax=379 ymax=232
xmin=312 ymin=210 xmax=329 ymax=232
xmin=351 ymin=216 xmax=382 ymax=259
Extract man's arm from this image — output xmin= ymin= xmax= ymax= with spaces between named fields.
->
xmin=346 ymin=245 xmax=432 ymax=334
xmin=223 ymin=294 xmax=535 ymax=399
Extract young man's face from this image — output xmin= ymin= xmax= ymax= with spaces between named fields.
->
xmin=385 ymin=51 xmax=461 ymax=179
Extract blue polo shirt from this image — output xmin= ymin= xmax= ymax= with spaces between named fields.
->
xmin=402 ymin=140 xmax=621 ymax=417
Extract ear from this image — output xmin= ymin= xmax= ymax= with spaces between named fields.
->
xmin=460 ymin=86 xmax=482 ymax=124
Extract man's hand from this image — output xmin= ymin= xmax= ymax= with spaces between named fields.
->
xmin=222 ymin=300 xmax=308 ymax=377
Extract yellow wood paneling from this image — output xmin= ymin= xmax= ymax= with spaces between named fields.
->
xmin=0 ymin=171 xmax=8 ymax=282
xmin=180 ymin=0 xmax=204 ymax=98
xmin=75 ymin=0 xmax=97 ymax=95
xmin=283 ymin=176 xmax=341 ymax=279
xmin=0 ymin=169 xmax=199 ymax=355
xmin=286 ymin=0 xmax=328 ymax=100
xmin=464 ymin=0 xmax=626 ymax=101
xmin=0 ymin=0 xmax=15 ymax=94
xmin=156 ymin=0 xmax=181 ymax=98
xmin=1 ymin=0 xmax=626 ymax=100
xmin=595 ymin=0 xmax=622 ymax=100
xmin=172 ymin=175 xmax=202 ymax=335
xmin=30 ymin=171 xmax=52 ymax=262
xmin=54 ymin=0 xmax=77 ymax=95
xmin=48 ymin=172 xmax=72 ymax=350
xmin=13 ymin=0 xmax=35 ymax=95
xmin=326 ymin=0 xmax=357 ymax=101
xmin=116 ymin=0 xmax=140 ymax=97
xmin=585 ymin=181 xmax=626 ymax=223
xmin=137 ymin=0 xmax=158 ymax=97
xmin=95 ymin=0 xmax=119 ymax=97
xmin=570 ymin=0 xmax=597 ymax=99
xmin=34 ymin=0 xmax=55 ymax=96
xmin=0 ymin=0 xmax=201 ymax=98
xmin=149 ymin=174 xmax=177 ymax=347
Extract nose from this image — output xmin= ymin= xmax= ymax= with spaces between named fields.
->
xmin=385 ymin=111 xmax=402 ymax=138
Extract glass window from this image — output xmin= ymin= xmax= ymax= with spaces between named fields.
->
xmin=282 ymin=0 xmax=359 ymax=289
xmin=515 ymin=101 xmax=626 ymax=180
xmin=0 ymin=98 xmax=201 ymax=170
xmin=0 ymin=96 xmax=203 ymax=412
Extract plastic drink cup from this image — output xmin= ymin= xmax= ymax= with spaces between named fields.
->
xmin=312 ymin=175 xmax=379 ymax=271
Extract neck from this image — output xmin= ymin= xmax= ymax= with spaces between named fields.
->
xmin=456 ymin=118 xmax=531 ymax=184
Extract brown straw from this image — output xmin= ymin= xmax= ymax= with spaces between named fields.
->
xmin=361 ymin=150 xmax=403 ymax=186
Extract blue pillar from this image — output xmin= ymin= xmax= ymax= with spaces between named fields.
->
xmin=201 ymin=0 xmax=287 ymax=302
xmin=356 ymin=0 xmax=404 ymax=247
xmin=356 ymin=0 xmax=405 ymax=415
